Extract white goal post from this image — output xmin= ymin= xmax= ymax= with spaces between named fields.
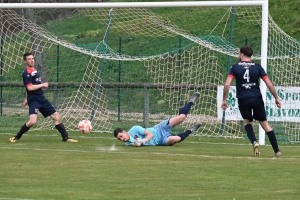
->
xmin=0 ymin=1 xmax=270 ymax=144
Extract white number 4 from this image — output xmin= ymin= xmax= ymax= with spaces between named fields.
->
xmin=243 ymin=69 xmax=250 ymax=82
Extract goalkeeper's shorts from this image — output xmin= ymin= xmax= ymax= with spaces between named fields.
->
xmin=153 ymin=119 xmax=172 ymax=145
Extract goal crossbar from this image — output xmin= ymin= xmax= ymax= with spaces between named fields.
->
xmin=0 ymin=1 xmax=268 ymax=9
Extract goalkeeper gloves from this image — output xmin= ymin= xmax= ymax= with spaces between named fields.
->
xmin=133 ymin=138 xmax=148 ymax=146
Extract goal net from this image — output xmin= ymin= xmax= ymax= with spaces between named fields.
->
xmin=0 ymin=2 xmax=299 ymax=142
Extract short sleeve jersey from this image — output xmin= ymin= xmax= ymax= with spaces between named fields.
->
xmin=125 ymin=125 xmax=160 ymax=146
xmin=22 ymin=67 xmax=43 ymax=101
xmin=228 ymin=61 xmax=268 ymax=99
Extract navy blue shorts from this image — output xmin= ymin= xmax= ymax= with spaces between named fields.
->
xmin=28 ymin=97 xmax=56 ymax=118
xmin=238 ymin=96 xmax=267 ymax=122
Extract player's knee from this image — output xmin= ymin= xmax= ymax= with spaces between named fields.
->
xmin=51 ymin=112 xmax=61 ymax=121
xmin=28 ymin=120 xmax=37 ymax=127
xmin=166 ymin=136 xmax=181 ymax=145
xmin=263 ymin=126 xmax=272 ymax=132
xmin=178 ymin=114 xmax=186 ymax=123
xmin=258 ymin=120 xmax=271 ymax=131
xmin=243 ymin=119 xmax=251 ymax=126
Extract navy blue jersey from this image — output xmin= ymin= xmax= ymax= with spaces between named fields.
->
xmin=228 ymin=61 xmax=268 ymax=99
xmin=22 ymin=67 xmax=44 ymax=101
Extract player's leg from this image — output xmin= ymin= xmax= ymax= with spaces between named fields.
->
xmin=244 ymin=120 xmax=260 ymax=157
xmin=238 ymin=97 xmax=259 ymax=156
xmin=41 ymin=99 xmax=78 ymax=142
xmin=244 ymin=120 xmax=257 ymax=144
xmin=48 ymin=111 xmax=78 ymax=142
xmin=178 ymin=92 xmax=200 ymax=116
xmin=176 ymin=123 xmax=201 ymax=142
xmin=239 ymin=99 xmax=257 ymax=144
xmin=253 ymin=96 xmax=281 ymax=157
xmin=165 ymin=135 xmax=181 ymax=146
xmin=10 ymin=103 xmax=39 ymax=142
xmin=259 ymin=120 xmax=281 ymax=157
xmin=166 ymin=123 xmax=202 ymax=145
xmin=168 ymin=114 xmax=187 ymax=127
xmin=169 ymin=92 xmax=200 ymax=127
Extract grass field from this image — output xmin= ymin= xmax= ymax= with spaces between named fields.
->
xmin=1 ymin=128 xmax=300 ymax=200
xmin=1 ymin=2 xmax=300 ymax=200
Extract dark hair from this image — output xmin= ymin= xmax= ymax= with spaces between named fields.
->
xmin=239 ymin=46 xmax=253 ymax=57
xmin=23 ymin=52 xmax=33 ymax=60
xmin=113 ymin=128 xmax=124 ymax=138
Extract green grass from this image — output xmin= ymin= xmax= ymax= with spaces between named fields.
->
xmin=108 ymin=0 xmax=300 ymax=40
xmin=1 ymin=4 xmax=300 ymax=199
xmin=1 ymin=128 xmax=300 ymax=200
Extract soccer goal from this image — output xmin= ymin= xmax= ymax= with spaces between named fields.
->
xmin=0 ymin=1 xmax=299 ymax=143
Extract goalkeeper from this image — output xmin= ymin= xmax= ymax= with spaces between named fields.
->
xmin=113 ymin=92 xmax=201 ymax=146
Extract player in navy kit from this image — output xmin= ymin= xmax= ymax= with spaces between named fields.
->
xmin=221 ymin=46 xmax=281 ymax=157
xmin=10 ymin=52 xmax=78 ymax=143
xmin=114 ymin=92 xmax=201 ymax=146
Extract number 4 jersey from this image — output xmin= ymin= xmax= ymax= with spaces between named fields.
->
xmin=228 ymin=61 xmax=268 ymax=99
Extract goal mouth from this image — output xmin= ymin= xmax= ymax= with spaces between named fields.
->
xmin=0 ymin=2 xmax=299 ymax=142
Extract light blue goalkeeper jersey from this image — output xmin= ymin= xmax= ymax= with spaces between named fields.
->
xmin=125 ymin=125 xmax=160 ymax=146
xmin=125 ymin=119 xmax=173 ymax=146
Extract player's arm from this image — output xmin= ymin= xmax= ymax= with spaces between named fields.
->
xmin=22 ymin=91 xmax=28 ymax=107
xmin=26 ymin=82 xmax=49 ymax=91
xmin=221 ymin=75 xmax=234 ymax=110
xmin=130 ymin=126 xmax=154 ymax=146
xmin=143 ymin=129 xmax=154 ymax=142
xmin=126 ymin=126 xmax=145 ymax=146
xmin=133 ymin=129 xmax=154 ymax=146
xmin=262 ymin=77 xmax=281 ymax=108
xmin=130 ymin=142 xmax=139 ymax=147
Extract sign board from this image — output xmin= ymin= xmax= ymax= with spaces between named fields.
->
xmin=217 ymin=86 xmax=300 ymax=122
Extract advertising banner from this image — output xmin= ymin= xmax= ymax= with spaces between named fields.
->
xmin=217 ymin=86 xmax=300 ymax=122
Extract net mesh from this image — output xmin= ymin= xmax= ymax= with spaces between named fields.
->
xmin=0 ymin=6 xmax=299 ymax=142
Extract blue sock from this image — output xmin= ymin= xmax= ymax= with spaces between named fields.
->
xmin=245 ymin=124 xmax=257 ymax=144
xmin=179 ymin=102 xmax=193 ymax=115
xmin=267 ymin=130 xmax=280 ymax=153
xmin=178 ymin=130 xmax=192 ymax=142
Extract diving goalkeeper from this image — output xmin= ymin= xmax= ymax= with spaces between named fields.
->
xmin=113 ymin=92 xmax=201 ymax=146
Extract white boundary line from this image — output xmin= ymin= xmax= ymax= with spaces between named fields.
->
xmin=1 ymin=145 xmax=299 ymax=160
xmin=0 ymin=198 xmax=34 ymax=200
xmin=0 ymin=146 xmax=297 ymax=160
xmin=1 ymin=132 xmax=300 ymax=149
xmin=0 ymin=146 xmax=88 ymax=153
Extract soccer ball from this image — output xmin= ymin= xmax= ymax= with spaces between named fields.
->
xmin=78 ymin=120 xmax=92 ymax=134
